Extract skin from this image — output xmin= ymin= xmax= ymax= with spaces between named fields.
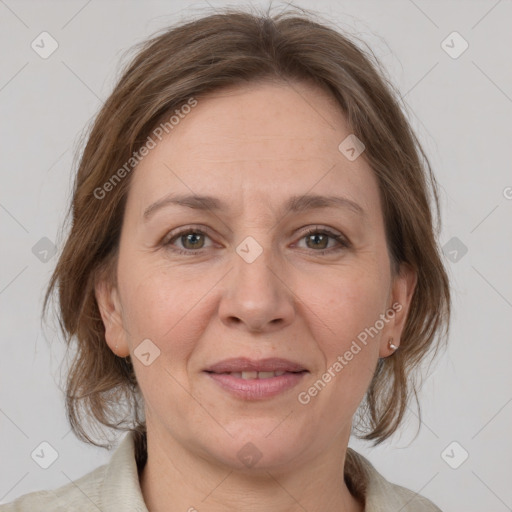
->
xmin=96 ymin=79 xmax=417 ymax=512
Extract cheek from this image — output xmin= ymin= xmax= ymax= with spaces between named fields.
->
xmin=298 ymin=287 xmax=384 ymax=422
xmin=300 ymin=267 xmax=389 ymax=347
xmin=116 ymin=264 xmax=210 ymax=407
xmin=117 ymin=258 xmax=214 ymax=358
xmin=303 ymin=268 xmax=389 ymax=407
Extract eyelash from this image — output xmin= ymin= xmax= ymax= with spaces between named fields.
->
xmin=162 ymin=225 xmax=350 ymax=256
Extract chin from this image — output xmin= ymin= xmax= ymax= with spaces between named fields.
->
xmin=194 ymin=419 xmax=309 ymax=472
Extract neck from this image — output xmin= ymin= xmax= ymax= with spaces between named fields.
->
xmin=139 ymin=427 xmax=364 ymax=512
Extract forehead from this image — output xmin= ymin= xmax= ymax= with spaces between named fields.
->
xmin=128 ymin=80 xmax=381 ymax=218
xmin=169 ymin=79 xmax=350 ymax=159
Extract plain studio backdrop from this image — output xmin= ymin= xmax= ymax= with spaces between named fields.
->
xmin=0 ymin=1 xmax=511 ymax=510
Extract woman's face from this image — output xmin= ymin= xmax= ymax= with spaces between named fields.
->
xmin=97 ymin=80 xmax=416 ymax=470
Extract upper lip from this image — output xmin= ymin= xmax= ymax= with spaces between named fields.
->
xmin=205 ymin=357 xmax=308 ymax=373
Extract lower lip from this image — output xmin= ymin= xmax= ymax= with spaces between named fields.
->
xmin=205 ymin=371 xmax=307 ymax=400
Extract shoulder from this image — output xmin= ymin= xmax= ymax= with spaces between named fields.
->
xmin=0 ymin=432 xmax=148 ymax=512
xmin=0 ymin=463 xmax=108 ymax=512
xmin=345 ymin=447 xmax=443 ymax=512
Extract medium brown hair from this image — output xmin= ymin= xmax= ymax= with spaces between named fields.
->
xmin=45 ymin=5 xmax=450 ymax=448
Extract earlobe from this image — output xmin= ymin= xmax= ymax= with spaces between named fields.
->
xmin=379 ymin=262 xmax=417 ymax=358
xmin=94 ymin=276 xmax=130 ymax=358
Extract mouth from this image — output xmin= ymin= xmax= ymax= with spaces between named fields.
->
xmin=204 ymin=358 xmax=309 ymax=400
xmin=211 ymin=370 xmax=297 ymax=379
xmin=205 ymin=357 xmax=308 ymax=374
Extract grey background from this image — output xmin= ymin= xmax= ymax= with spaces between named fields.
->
xmin=1 ymin=0 xmax=511 ymax=510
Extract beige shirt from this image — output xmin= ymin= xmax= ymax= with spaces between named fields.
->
xmin=0 ymin=431 xmax=442 ymax=511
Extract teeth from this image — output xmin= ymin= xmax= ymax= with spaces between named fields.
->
xmin=227 ymin=370 xmax=289 ymax=379
xmin=258 ymin=371 xmax=276 ymax=379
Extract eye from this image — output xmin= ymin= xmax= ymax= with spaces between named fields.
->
xmin=163 ymin=227 xmax=213 ymax=255
xmin=162 ymin=225 xmax=350 ymax=256
xmin=295 ymin=226 xmax=350 ymax=254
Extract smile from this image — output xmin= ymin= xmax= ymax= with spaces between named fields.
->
xmin=205 ymin=369 xmax=308 ymax=400
xmin=221 ymin=370 xmax=287 ymax=379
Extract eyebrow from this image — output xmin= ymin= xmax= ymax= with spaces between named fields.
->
xmin=143 ymin=192 xmax=366 ymax=220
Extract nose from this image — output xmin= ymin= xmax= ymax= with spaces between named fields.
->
xmin=218 ymin=242 xmax=296 ymax=334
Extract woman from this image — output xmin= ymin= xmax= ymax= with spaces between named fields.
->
xmin=1 ymin=6 xmax=450 ymax=511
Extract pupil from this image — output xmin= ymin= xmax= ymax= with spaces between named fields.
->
xmin=185 ymin=233 xmax=202 ymax=248
xmin=181 ymin=233 xmax=329 ymax=251
xmin=309 ymin=233 xmax=327 ymax=249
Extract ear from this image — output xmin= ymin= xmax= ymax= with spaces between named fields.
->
xmin=95 ymin=273 xmax=130 ymax=358
xmin=379 ymin=262 xmax=417 ymax=358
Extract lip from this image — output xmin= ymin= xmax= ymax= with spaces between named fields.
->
xmin=204 ymin=358 xmax=308 ymax=400
xmin=205 ymin=357 xmax=307 ymax=373
xmin=206 ymin=371 xmax=307 ymax=400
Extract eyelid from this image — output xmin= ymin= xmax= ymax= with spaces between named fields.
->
xmin=294 ymin=225 xmax=351 ymax=250
xmin=163 ymin=224 xmax=351 ymax=254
